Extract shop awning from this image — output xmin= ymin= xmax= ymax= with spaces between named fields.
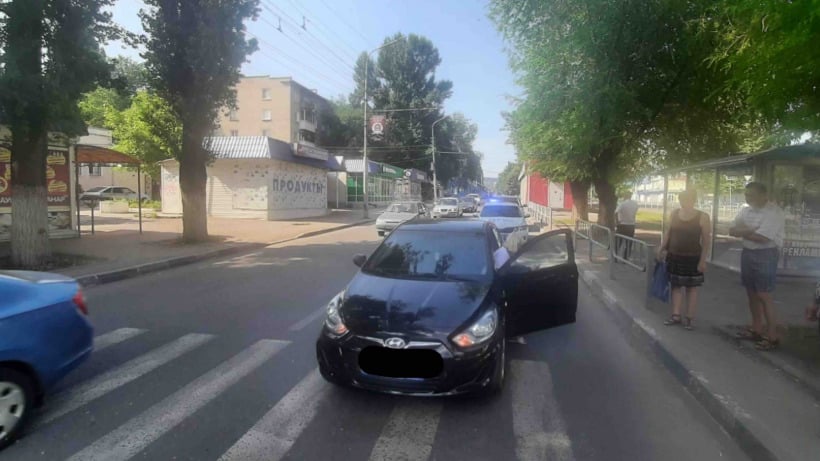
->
xmin=76 ymin=145 xmax=141 ymax=165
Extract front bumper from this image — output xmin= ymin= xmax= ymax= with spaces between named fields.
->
xmin=316 ymin=329 xmax=502 ymax=396
xmin=433 ymin=210 xmax=459 ymax=218
xmin=376 ymin=222 xmax=401 ymax=232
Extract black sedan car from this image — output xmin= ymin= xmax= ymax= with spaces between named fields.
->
xmin=316 ymin=219 xmax=578 ymax=396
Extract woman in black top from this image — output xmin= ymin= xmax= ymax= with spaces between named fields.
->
xmin=657 ymin=189 xmax=712 ymax=330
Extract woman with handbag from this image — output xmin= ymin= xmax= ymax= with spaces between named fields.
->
xmin=657 ymin=188 xmax=712 ymax=330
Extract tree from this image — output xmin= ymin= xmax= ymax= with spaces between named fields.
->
xmin=710 ymin=0 xmax=820 ymax=137
xmin=490 ymin=0 xmax=740 ymax=228
xmin=140 ymin=0 xmax=258 ymax=242
xmin=0 ymin=0 xmax=116 ymax=267
xmin=497 ymin=161 xmax=521 ymax=196
xmin=107 ymin=91 xmax=181 ymax=178
xmin=79 ymin=57 xmax=148 ymax=128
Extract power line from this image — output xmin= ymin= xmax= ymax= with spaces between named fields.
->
xmin=261 ymin=0 xmax=355 ymax=73
xmin=317 ymin=0 xmax=371 ymax=47
xmin=276 ymin=0 xmax=361 ymax=61
xmin=246 ymin=31 xmax=352 ymax=93
xmin=256 ymin=3 xmax=354 ymax=79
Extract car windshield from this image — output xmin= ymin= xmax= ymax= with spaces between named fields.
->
xmin=385 ymin=203 xmax=415 ymax=213
xmin=86 ymin=187 xmax=107 ymax=192
xmin=438 ymin=199 xmax=458 ymax=206
xmin=480 ymin=205 xmax=522 ymax=218
xmin=363 ymin=230 xmax=489 ymax=281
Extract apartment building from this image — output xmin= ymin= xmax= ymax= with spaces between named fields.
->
xmin=215 ymin=76 xmax=331 ymax=147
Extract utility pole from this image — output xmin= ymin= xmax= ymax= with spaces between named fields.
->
xmin=431 ymin=115 xmax=448 ymax=203
xmin=362 ymin=39 xmax=401 ymax=218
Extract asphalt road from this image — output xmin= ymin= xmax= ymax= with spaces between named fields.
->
xmin=3 ymin=224 xmax=747 ymax=461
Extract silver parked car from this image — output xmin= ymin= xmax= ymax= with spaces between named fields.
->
xmin=375 ymin=202 xmax=428 ymax=237
xmin=80 ymin=186 xmax=148 ymax=202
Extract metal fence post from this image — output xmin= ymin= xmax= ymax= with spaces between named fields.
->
xmin=645 ymin=243 xmax=657 ymax=309
xmin=573 ymin=219 xmax=578 ymax=255
xmin=609 ymin=232 xmax=616 ymax=280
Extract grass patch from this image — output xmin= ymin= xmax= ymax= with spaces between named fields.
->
xmin=128 ymin=199 xmax=162 ymax=210
xmin=637 ymin=209 xmax=664 ymax=232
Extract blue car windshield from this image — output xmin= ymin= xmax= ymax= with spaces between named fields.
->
xmin=363 ymin=230 xmax=490 ymax=281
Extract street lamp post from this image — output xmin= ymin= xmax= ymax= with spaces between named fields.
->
xmin=431 ymin=115 xmax=448 ymax=203
xmin=363 ymin=39 xmax=401 ymax=219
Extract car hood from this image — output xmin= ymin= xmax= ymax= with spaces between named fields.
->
xmin=341 ymin=272 xmax=492 ymax=338
xmin=479 ymin=216 xmax=525 ymax=229
xmin=377 ymin=212 xmax=417 ymax=222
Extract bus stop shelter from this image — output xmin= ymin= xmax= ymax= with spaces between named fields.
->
xmin=658 ymin=143 xmax=820 ymax=277
xmin=75 ymin=145 xmax=145 ymax=234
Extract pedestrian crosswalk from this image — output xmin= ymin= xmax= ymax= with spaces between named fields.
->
xmin=9 ymin=327 xmax=577 ymax=461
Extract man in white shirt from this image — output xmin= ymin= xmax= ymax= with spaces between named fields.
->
xmin=615 ymin=191 xmax=639 ymax=259
xmin=729 ymin=182 xmax=785 ymax=350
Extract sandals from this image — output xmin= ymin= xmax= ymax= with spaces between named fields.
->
xmin=664 ymin=314 xmax=682 ymax=326
xmin=683 ymin=317 xmax=694 ymax=330
xmin=735 ymin=327 xmax=764 ymax=341
xmin=754 ymin=336 xmax=780 ymax=351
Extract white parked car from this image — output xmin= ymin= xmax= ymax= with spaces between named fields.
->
xmin=432 ymin=197 xmax=462 ymax=218
xmin=478 ymin=202 xmax=529 ymax=242
xmin=80 ymin=186 xmax=148 ymax=202
xmin=375 ymin=202 xmax=428 ymax=237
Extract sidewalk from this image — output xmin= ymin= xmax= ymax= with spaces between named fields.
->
xmin=575 ymin=241 xmax=819 ymax=461
xmin=0 ymin=209 xmax=373 ymax=285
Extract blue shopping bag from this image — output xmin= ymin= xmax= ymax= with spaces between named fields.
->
xmin=650 ymin=261 xmax=670 ymax=303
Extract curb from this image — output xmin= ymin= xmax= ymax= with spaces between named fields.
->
xmin=712 ymin=326 xmax=820 ymax=403
xmin=579 ymin=267 xmax=779 ymax=461
xmin=75 ymin=219 xmax=374 ymax=288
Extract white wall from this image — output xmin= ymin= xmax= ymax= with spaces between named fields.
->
xmin=160 ymin=159 xmax=329 ymax=220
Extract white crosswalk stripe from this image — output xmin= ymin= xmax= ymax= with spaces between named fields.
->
xmin=218 ymin=368 xmax=331 ymax=461
xmin=93 ymin=327 xmax=146 ymax=351
xmin=35 ymin=333 xmax=214 ymax=428
xmin=66 ymin=339 xmax=288 ymax=461
xmin=510 ymin=360 xmax=575 ymax=461
xmin=368 ymin=400 xmax=443 ymax=461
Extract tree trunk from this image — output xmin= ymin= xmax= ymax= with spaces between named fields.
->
xmin=10 ymin=128 xmax=51 ymax=268
xmin=569 ymin=180 xmax=590 ymax=221
xmin=593 ymin=178 xmax=618 ymax=229
xmin=178 ymin=125 xmax=208 ymax=242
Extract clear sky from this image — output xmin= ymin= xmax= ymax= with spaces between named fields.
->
xmin=104 ymin=0 xmax=519 ymax=178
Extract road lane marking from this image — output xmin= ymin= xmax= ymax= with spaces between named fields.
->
xmin=94 ymin=328 xmax=146 ymax=351
xmin=218 ymin=368 xmax=330 ymax=461
xmin=288 ymin=306 xmax=327 ymax=331
xmin=368 ymin=400 xmax=443 ymax=461
xmin=510 ymin=360 xmax=575 ymax=461
xmin=36 ymin=333 xmax=214 ymax=428
xmin=67 ymin=339 xmax=289 ymax=461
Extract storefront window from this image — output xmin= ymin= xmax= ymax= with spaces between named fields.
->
xmin=773 ymin=164 xmax=820 ymax=273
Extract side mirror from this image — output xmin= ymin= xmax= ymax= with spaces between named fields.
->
xmin=353 ymin=254 xmax=367 ymax=267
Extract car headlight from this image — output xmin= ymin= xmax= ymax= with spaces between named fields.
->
xmin=324 ymin=291 xmax=349 ymax=336
xmin=452 ymin=307 xmax=498 ymax=349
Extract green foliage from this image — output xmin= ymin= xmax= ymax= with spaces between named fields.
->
xmin=107 ymin=91 xmax=181 ymax=177
xmin=0 ymin=0 xmax=119 ymax=136
xmin=496 ymin=161 xmax=521 ymax=196
xmin=711 ymin=0 xmax=820 ymax=135
xmin=140 ymin=0 xmax=260 ymax=133
xmin=79 ymin=87 xmax=129 ymax=128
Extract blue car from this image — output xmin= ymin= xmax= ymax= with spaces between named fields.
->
xmin=0 ymin=271 xmax=93 ymax=448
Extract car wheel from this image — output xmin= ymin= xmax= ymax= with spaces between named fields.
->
xmin=0 ymin=367 xmax=35 ymax=449
xmin=377 ymin=231 xmax=384 ymax=237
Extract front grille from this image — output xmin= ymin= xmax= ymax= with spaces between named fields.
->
xmin=359 ymin=347 xmax=443 ymax=378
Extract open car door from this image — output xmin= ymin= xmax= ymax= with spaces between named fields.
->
xmin=498 ymin=229 xmax=578 ymax=337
